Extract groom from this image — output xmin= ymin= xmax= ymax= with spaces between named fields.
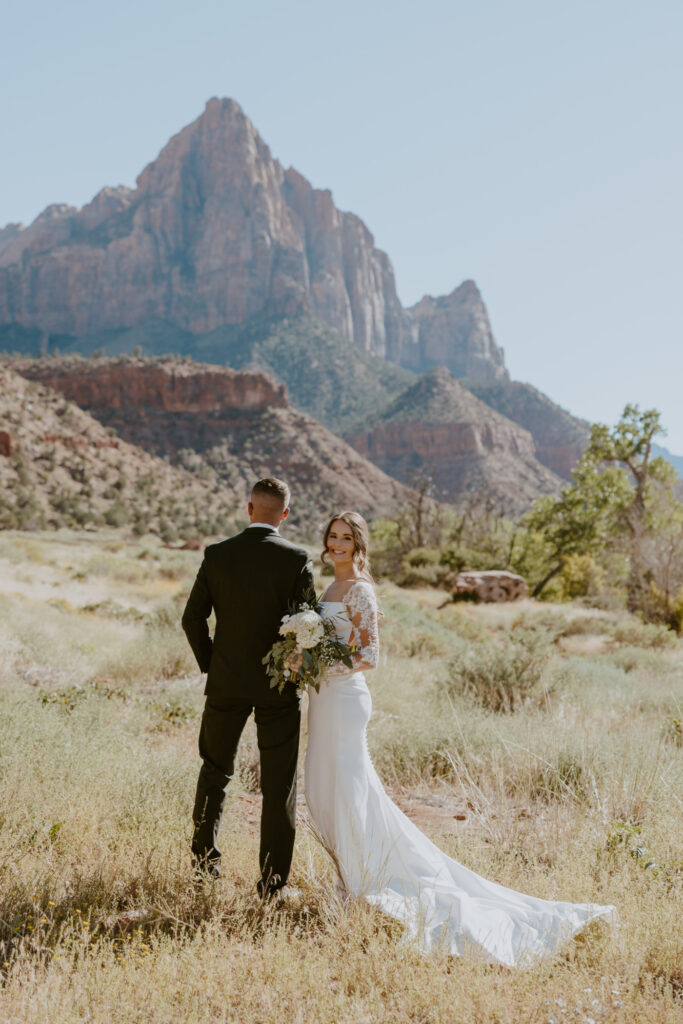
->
xmin=182 ymin=477 xmax=314 ymax=895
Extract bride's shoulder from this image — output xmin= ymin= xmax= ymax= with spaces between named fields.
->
xmin=346 ymin=577 xmax=374 ymax=593
xmin=343 ymin=578 xmax=378 ymax=608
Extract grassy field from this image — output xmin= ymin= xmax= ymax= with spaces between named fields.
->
xmin=0 ymin=530 xmax=681 ymax=1023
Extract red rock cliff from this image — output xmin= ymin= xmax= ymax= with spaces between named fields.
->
xmin=0 ymin=98 xmax=507 ymax=380
xmin=17 ymin=359 xmax=288 ymax=414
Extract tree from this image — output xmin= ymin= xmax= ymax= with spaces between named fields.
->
xmin=521 ymin=405 xmax=675 ymax=605
xmin=521 ymin=455 xmax=630 ymax=597
xmin=395 ymin=472 xmax=442 ymax=551
xmin=587 ymin=405 xmax=670 ymax=611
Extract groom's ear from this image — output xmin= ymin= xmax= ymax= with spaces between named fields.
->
xmin=281 ymin=507 xmax=290 ymax=521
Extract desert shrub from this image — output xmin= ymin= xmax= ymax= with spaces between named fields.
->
xmin=81 ymin=599 xmax=145 ymax=622
xmin=367 ymin=518 xmax=402 ymax=579
xmin=604 ymin=647 xmax=675 ymax=675
xmin=511 ymin=607 xmax=598 ymax=639
xmin=397 ymin=562 xmax=450 ymax=588
xmin=527 ymin=747 xmax=593 ymax=803
xmin=662 ymin=716 xmax=682 ymax=747
xmin=445 ymin=626 xmax=555 ymax=712
xmin=404 ymin=547 xmax=440 ymax=567
xmin=153 ymin=694 xmax=200 ymax=728
xmin=608 ymin=619 xmax=675 ymax=650
xmin=557 ymin=553 xmax=606 ymax=600
xmin=643 ymin=583 xmax=683 ymax=634
xmin=159 ymin=516 xmax=179 ymax=544
xmin=38 ymin=680 xmax=129 ymax=714
xmin=104 ymin=623 xmax=194 ymax=685
xmin=103 ymin=501 xmax=129 ymax=527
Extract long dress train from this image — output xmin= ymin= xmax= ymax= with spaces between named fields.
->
xmin=304 ymin=582 xmax=616 ymax=967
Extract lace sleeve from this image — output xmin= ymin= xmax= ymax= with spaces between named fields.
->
xmin=326 ymin=581 xmax=380 ymax=677
xmin=343 ymin=581 xmax=379 ymax=671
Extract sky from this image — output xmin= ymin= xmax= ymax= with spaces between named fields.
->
xmin=2 ymin=0 xmax=682 ymax=450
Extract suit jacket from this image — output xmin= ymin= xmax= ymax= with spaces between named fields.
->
xmin=182 ymin=527 xmax=315 ymax=705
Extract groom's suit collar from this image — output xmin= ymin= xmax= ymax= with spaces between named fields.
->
xmin=244 ymin=523 xmax=279 ymax=535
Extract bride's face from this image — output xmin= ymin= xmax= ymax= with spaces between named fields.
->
xmin=326 ymin=520 xmax=356 ymax=568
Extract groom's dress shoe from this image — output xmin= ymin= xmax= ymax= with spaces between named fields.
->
xmin=192 ymin=853 xmax=221 ymax=880
xmin=266 ymin=885 xmax=302 ymax=908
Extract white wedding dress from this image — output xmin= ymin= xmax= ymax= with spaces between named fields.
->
xmin=304 ymin=581 xmax=616 ymax=967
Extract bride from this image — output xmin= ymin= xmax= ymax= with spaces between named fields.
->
xmin=304 ymin=510 xmax=616 ymax=967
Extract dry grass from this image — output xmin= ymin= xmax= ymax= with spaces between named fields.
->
xmin=0 ymin=532 xmax=682 ymax=1022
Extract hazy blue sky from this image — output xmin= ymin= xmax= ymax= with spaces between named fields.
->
xmin=2 ymin=0 xmax=682 ymax=449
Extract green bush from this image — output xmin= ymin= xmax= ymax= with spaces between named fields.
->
xmin=609 ymin=619 xmax=676 ymax=650
xmin=397 ymin=562 xmax=450 ymax=588
xmin=445 ymin=627 xmax=555 ymax=713
xmin=558 ymin=553 xmax=606 ymax=600
xmin=404 ymin=547 xmax=440 ymax=567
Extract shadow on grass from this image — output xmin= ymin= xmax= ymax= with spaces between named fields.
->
xmin=0 ymin=856 xmax=348 ymax=976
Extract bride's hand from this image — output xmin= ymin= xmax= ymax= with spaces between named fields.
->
xmin=287 ymin=649 xmax=304 ymax=675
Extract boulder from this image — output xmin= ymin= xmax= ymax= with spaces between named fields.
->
xmin=0 ymin=430 xmax=13 ymax=456
xmin=445 ymin=570 xmax=529 ymax=603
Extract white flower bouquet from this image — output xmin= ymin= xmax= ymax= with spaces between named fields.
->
xmin=263 ymin=596 xmax=354 ymax=696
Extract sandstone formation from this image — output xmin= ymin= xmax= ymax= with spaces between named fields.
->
xmin=466 ymin=380 xmax=590 ymax=480
xmin=346 ymin=368 xmax=562 ymax=513
xmin=15 ymin=357 xmax=413 ymax=524
xmin=442 ymin=570 xmax=529 ymax=604
xmin=18 ymin=359 xmax=287 ymax=414
xmin=407 ymin=281 xmax=509 ymax=380
xmin=0 ymin=98 xmax=506 ymax=379
xmin=0 ymin=364 xmax=244 ymax=534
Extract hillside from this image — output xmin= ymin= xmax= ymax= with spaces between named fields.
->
xmin=346 ymin=368 xmax=562 ymax=511
xmin=466 ymin=379 xmax=590 ymax=480
xmin=12 ymin=356 xmax=414 ymax=528
xmin=0 ymin=365 xmax=242 ymax=537
xmin=189 ymin=315 xmax=416 ymax=433
xmin=0 ymin=315 xmax=415 ymax=435
xmin=0 ymin=98 xmax=507 ymax=380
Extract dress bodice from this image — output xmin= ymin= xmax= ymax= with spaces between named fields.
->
xmin=320 ymin=601 xmax=353 ymax=645
xmin=318 ymin=582 xmax=380 ymax=673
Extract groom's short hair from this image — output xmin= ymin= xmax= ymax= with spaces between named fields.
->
xmin=251 ymin=477 xmax=290 ymax=511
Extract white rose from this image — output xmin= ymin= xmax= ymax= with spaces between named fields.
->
xmin=281 ymin=609 xmax=324 ymax=649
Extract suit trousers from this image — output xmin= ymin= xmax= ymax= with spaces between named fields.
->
xmin=191 ymin=696 xmax=301 ymax=890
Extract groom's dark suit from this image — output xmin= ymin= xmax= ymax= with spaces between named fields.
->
xmin=182 ymin=525 xmax=314 ymax=889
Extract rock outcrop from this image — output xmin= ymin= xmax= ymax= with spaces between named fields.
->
xmin=0 ymin=364 xmax=244 ymax=534
xmin=0 ymin=430 xmax=13 ymax=456
xmin=407 ymin=281 xmax=508 ymax=381
xmin=15 ymin=357 xmax=413 ymax=524
xmin=466 ymin=380 xmax=590 ymax=480
xmin=346 ymin=368 xmax=562 ymax=512
xmin=18 ymin=359 xmax=287 ymax=414
xmin=0 ymin=98 xmax=505 ymax=379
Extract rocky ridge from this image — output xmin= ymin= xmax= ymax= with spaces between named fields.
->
xmin=407 ymin=281 xmax=508 ymax=380
xmin=346 ymin=368 xmax=562 ymax=512
xmin=17 ymin=359 xmax=287 ymax=415
xmin=13 ymin=356 xmax=413 ymax=526
xmin=0 ymin=364 xmax=243 ymax=535
xmin=0 ymin=98 xmax=507 ymax=380
xmin=465 ymin=380 xmax=590 ymax=481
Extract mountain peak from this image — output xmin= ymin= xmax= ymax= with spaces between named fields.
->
xmin=203 ymin=96 xmax=245 ymax=117
xmin=0 ymin=99 xmax=510 ymax=383
xmin=406 ymin=280 xmax=508 ymax=381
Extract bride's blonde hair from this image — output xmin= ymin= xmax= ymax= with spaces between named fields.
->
xmin=321 ymin=511 xmax=373 ymax=583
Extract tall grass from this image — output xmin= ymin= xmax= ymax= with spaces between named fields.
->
xmin=0 ymin=535 xmax=681 ymax=1022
